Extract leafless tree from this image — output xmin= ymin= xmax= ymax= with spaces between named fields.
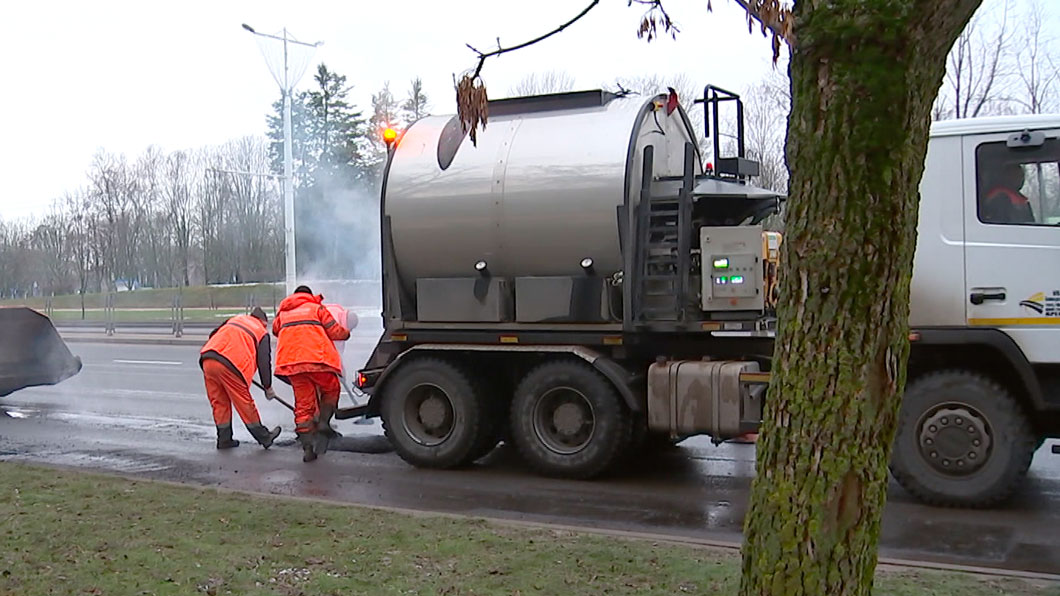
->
xmin=0 ymin=218 xmax=34 ymax=298
xmin=64 ymin=191 xmax=94 ymax=316
xmin=163 ymin=150 xmax=196 ymax=286
xmin=30 ymin=204 xmax=70 ymax=295
xmin=934 ymin=0 xmax=1014 ymax=120
xmin=134 ymin=146 xmax=166 ymax=288
xmin=743 ymin=70 xmax=790 ymax=194
xmin=608 ymin=73 xmax=707 ymax=152
xmin=1012 ymin=0 xmax=1059 ymax=114
xmin=197 ymin=138 xmax=284 ymax=285
xmin=509 ymin=70 xmax=577 ymax=96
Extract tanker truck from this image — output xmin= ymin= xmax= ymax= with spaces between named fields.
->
xmin=351 ymin=86 xmax=1060 ymax=508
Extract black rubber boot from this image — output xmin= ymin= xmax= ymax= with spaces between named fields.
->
xmin=248 ymin=424 xmax=281 ymax=449
xmin=318 ymin=404 xmax=342 ymax=439
xmin=298 ymin=432 xmax=317 ymax=462
xmin=216 ymin=425 xmax=240 ymax=449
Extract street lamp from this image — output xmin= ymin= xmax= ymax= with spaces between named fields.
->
xmin=242 ymin=23 xmax=323 ymax=294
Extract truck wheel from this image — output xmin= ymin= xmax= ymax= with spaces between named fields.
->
xmin=464 ymin=383 xmax=505 ymax=463
xmin=510 ymin=360 xmax=631 ymax=479
xmin=889 ymin=370 xmax=1036 ymax=507
xmin=380 ymin=358 xmax=489 ymax=469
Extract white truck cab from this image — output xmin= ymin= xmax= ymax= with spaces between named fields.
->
xmin=892 ymin=114 xmax=1060 ymax=506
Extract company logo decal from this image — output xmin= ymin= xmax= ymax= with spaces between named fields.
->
xmin=1020 ymin=291 xmax=1060 ymax=316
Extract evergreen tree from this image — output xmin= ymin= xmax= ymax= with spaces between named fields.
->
xmin=401 ymin=77 xmax=431 ymax=124
xmin=266 ymin=63 xmax=378 ymax=280
xmin=370 ymin=81 xmax=402 ymax=143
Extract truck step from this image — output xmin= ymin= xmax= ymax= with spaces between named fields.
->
xmin=335 ymin=404 xmax=370 ymax=420
xmin=1053 ymin=444 xmax=1060 ymax=455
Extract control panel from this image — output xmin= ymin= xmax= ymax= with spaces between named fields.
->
xmin=700 ymin=225 xmax=765 ymax=312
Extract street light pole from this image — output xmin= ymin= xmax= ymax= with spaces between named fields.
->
xmin=242 ymin=24 xmax=322 ymax=294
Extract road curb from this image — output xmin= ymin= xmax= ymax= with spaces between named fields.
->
xmin=61 ymin=336 xmax=204 ymax=346
xmin=5 ymin=460 xmax=1057 ymax=584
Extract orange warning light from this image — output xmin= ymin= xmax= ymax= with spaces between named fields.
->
xmin=382 ymin=127 xmax=398 ymax=144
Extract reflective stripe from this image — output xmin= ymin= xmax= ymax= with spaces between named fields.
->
xmin=281 ymin=320 xmax=325 ymax=329
xmin=968 ymin=317 xmax=1060 ymax=326
xmin=229 ymin=321 xmax=259 ymax=340
xmin=323 ymin=320 xmax=337 ymax=329
xmin=200 ymin=315 xmax=266 ymax=386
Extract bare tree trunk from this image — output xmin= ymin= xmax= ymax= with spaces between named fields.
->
xmin=740 ymin=1 xmax=982 ymax=594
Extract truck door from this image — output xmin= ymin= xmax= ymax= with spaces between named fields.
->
xmin=963 ymin=127 xmax=1060 ymax=364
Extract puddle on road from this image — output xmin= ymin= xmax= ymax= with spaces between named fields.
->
xmin=18 ymin=450 xmax=174 ymax=474
xmin=889 ymin=518 xmax=1014 ymax=560
xmin=2 ymin=406 xmax=39 ymax=419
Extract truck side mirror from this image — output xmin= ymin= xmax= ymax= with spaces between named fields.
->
xmin=1007 ymin=130 xmax=1045 ymax=148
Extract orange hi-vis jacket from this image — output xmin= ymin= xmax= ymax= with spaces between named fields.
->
xmin=199 ymin=314 xmax=271 ymax=388
xmin=273 ymin=293 xmax=350 ymax=377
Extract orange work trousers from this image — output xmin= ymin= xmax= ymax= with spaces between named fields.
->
xmin=289 ymin=371 xmax=341 ymax=435
xmin=202 ymin=358 xmax=261 ymax=427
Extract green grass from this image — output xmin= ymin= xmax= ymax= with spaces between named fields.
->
xmin=0 ymin=283 xmax=283 ymax=310
xmin=1 ymin=463 xmax=1055 ymax=595
xmin=45 ymin=308 xmax=269 ymax=324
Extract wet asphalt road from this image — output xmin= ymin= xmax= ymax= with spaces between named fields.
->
xmin=2 ymin=336 xmax=1059 ymax=576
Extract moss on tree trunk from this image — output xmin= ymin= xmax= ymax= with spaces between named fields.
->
xmin=739 ymin=1 xmax=983 ymax=594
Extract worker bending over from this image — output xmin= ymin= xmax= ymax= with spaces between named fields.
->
xmin=273 ymin=286 xmax=351 ymax=462
xmin=199 ymin=307 xmax=282 ymax=449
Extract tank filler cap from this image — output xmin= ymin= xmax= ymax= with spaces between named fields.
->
xmin=475 ymin=260 xmax=489 ymax=275
xmin=580 ymin=257 xmax=594 ymax=269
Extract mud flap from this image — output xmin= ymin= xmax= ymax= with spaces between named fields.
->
xmin=0 ymin=308 xmax=82 ymax=397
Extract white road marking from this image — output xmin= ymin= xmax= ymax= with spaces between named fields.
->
xmin=113 ymin=359 xmax=183 ymax=366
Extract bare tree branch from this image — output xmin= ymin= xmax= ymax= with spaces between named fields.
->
xmin=465 ymin=0 xmax=601 ymax=80
xmin=631 ymin=0 xmax=681 ymax=42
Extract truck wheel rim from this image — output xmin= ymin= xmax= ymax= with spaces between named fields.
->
xmin=532 ymin=386 xmax=595 ymax=455
xmin=917 ymin=403 xmax=992 ymax=476
xmin=402 ymin=383 xmax=455 ymax=447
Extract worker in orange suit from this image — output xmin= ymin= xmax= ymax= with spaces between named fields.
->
xmin=199 ymin=307 xmax=281 ymax=450
xmin=273 ymin=286 xmax=351 ymax=462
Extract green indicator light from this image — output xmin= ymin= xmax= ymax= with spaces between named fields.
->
xmin=713 ymin=258 xmax=730 ymax=269
xmin=731 ymin=276 xmax=745 ymax=284
xmin=715 ymin=276 xmax=729 ymax=285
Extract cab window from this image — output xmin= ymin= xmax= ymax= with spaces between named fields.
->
xmin=975 ymin=138 xmax=1060 ymax=226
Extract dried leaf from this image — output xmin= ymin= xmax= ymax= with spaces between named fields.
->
xmin=456 ymin=74 xmax=489 ymax=146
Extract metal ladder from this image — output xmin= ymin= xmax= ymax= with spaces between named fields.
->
xmin=635 ymin=143 xmax=695 ymax=324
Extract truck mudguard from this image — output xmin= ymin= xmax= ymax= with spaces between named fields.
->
xmin=368 ymin=344 xmax=642 ymax=413
xmin=912 ymin=327 xmax=1050 ymax=410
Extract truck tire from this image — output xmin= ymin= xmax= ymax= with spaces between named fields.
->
xmin=889 ymin=370 xmax=1036 ymax=507
xmin=464 ymin=383 xmax=505 ymax=463
xmin=380 ymin=358 xmax=490 ymax=469
xmin=509 ymin=360 xmax=632 ymax=479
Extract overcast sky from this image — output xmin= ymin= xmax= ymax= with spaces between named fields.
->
xmin=0 ymin=0 xmax=1051 ymax=220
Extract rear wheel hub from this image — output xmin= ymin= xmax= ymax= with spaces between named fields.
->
xmin=918 ymin=405 xmax=991 ymax=476
xmin=403 ymin=384 xmax=455 ymax=446
xmin=533 ymin=387 xmax=595 ymax=455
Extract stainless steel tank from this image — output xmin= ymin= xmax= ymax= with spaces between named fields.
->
xmin=383 ymin=91 xmax=702 ymax=292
